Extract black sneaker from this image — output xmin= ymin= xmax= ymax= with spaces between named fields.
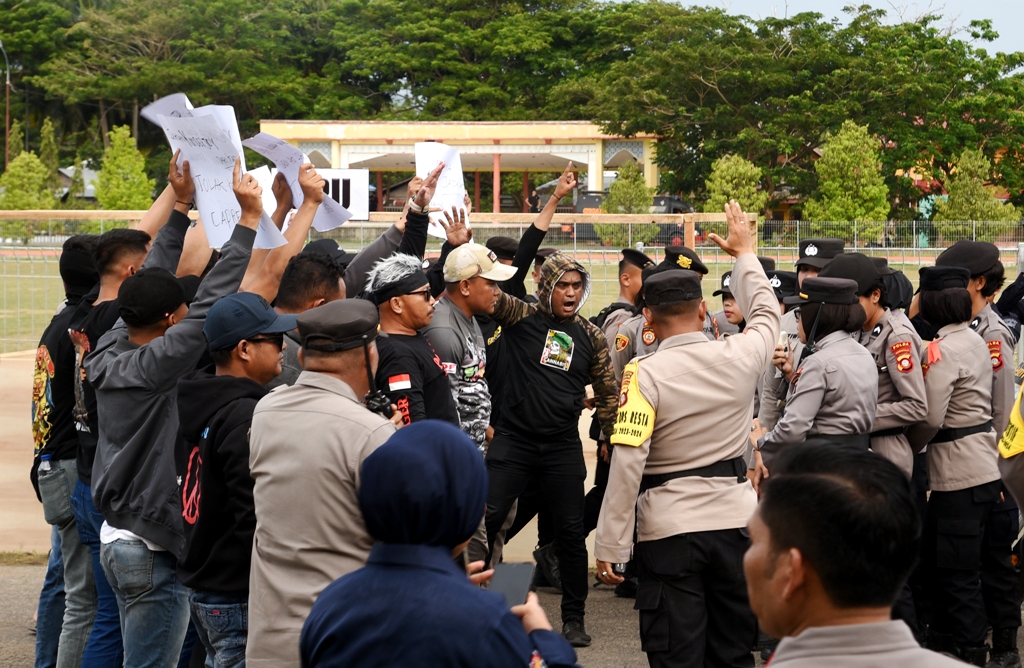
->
xmin=562 ymin=620 xmax=591 ymax=648
xmin=987 ymin=650 xmax=1022 ymax=668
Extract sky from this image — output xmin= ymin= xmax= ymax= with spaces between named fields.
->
xmin=714 ymin=0 xmax=1023 ymax=57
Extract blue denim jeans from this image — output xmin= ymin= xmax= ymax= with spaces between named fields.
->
xmin=71 ymin=480 xmax=124 ymax=667
xmin=189 ymin=590 xmax=247 ymax=668
xmin=100 ymin=538 xmax=190 ymax=668
xmin=36 ymin=524 xmax=65 ymax=668
xmin=38 ymin=458 xmax=96 ymax=668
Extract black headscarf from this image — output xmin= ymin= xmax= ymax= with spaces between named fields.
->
xmin=359 ymin=420 xmax=487 ymax=548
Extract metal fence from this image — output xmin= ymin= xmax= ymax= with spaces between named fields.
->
xmin=2 ymin=217 xmax=1021 ymax=354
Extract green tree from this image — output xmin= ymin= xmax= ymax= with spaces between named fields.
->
xmin=703 ymin=154 xmax=767 ymax=214
xmin=595 ymin=161 xmax=658 ymax=246
xmin=933 ymin=149 xmax=1018 ymax=242
xmin=95 ymin=126 xmax=155 ymax=210
xmin=8 ymin=120 xmax=25 ymax=162
xmin=0 ymin=152 xmax=52 ymax=209
xmin=65 ymin=156 xmax=87 ymax=210
xmin=39 ymin=118 xmax=61 ymax=191
xmin=803 ymin=121 xmax=890 ymax=245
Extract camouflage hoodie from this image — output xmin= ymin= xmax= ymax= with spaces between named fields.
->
xmin=490 ymin=252 xmax=619 ymax=438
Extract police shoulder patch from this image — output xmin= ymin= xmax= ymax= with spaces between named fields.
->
xmin=611 ymin=361 xmax=655 ymax=448
xmin=641 ymin=321 xmax=656 ymax=346
xmin=890 ymin=340 xmax=914 ymax=374
xmin=989 ymin=340 xmax=1004 ymax=371
xmin=791 ymin=367 xmax=803 ymax=387
xmin=614 ymin=333 xmax=629 ymax=352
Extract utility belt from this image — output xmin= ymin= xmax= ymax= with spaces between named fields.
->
xmin=932 ymin=421 xmax=992 ymax=444
xmin=870 ymin=426 xmax=908 ymax=439
xmin=801 ymin=433 xmax=871 ymax=450
xmin=639 ymin=456 xmax=747 ymax=493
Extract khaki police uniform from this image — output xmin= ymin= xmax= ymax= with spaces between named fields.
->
xmin=759 ymin=308 xmax=803 ymax=430
xmin=768 ymin=621 xmax=964 ymax=668
xmin=597 ymin=252 xmax=779 ymax=668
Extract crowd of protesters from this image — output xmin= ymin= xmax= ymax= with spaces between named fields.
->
xmin=27 ymin=149 xmax=1024 ymax=668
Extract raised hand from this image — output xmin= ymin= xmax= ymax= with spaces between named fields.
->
xmin=169 ymin=149 xmax=194 ymax=206
xmin=232 ymin=158 xmax=263 ymax=227
xmin=438 ymin=205 xmax=471 ymax=247
xmin=413 ymin=162 xmax=445 ymax=209
xmin=553 ymin=162 xmax=578 ymax=201
xmin=707 ymin=200 xmax=754 ymax=258
xmin=298 ymin=163 xmax=325 ymax=206
xmin=272 ymin=171 xmax=292 ymax=212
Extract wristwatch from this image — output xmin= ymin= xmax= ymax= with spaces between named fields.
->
xmin=408 ymin=200 xmax=429 ymax=214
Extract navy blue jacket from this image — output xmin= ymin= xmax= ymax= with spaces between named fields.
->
xmin=301 ymin=543 xmax=580 ymax=668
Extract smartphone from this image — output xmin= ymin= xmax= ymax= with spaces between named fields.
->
xmin=489 ymin=562 xmax=536 ymax=608
xmin=778 ymin=330 xmax=789 ymax=354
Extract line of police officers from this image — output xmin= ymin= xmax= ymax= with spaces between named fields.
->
xmin=590 ymin=202 xmax=1024 ymax=668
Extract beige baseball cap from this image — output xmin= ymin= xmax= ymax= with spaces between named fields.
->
xmin=443 ymin=243 xmax=519 ymax=283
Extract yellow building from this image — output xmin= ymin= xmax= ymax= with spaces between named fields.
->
xmin=258 ymin=120 xmax=659 ymax=212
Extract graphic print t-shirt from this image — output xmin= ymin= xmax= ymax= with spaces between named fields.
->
xmin=374 ymin=332 xmax=460 ymax=427
xmin=33 ymin=304 xmax=79 ymax=462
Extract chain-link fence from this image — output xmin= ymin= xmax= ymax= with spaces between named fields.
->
xmin=3 ymin=218 xmax=1021 ymax=354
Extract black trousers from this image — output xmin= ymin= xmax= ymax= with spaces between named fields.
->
xmin=982 ymin=487 xmax=1022 ymax=632
xmin=634 ymin=530 xmax=756 ymax=668
xmin=583 ymin=441 xmax=611 ymax=536
xmin=505 ymin=479 xmax=555 ymax=548
xmin=485 ymin=432 xmax=588 ymax=623
xmin=923 ymin=479 xmax=1001 ymax=646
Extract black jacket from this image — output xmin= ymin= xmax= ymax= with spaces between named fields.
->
xmin=175 ymin=370 xmax=266 ymax=593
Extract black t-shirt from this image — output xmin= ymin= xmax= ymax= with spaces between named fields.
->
xmin=32 ymin=304 xmax=79 ymax=466
xmin=68 ymin=298 xmax=122 ymax=486
xmin=375 ymin=332 xmax=459 ymax=427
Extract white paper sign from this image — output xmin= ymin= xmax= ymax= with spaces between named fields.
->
xmin=141 ymin=93 xmax=194 ymax=125
xmin=249 ymin=166 xmax=280 ymax=220
xmin=414 ymin=142 xmax=469 ymax=238
xmin=242 ymin=133 xmax=352 ymax=232
xmin=317 ymin=169 xmax=370 ymax=220
xmin=157 ymin=114 xmax=285 ymax=250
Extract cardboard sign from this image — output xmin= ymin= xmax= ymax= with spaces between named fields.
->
xmin=242 ymin=133 xmax=352 ymax=232
xmin=157 ymin=114 xmax=285 ymax=249
xmin=414 ymin=142 xmax=469 ymax=238
xmin=317 ymin=169 xmax=370 ymax=220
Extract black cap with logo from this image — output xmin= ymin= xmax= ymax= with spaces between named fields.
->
xmin=796 ymin=238 xmax=845 ymax=270
xmin=662 ymin=246 xmax=709 ymax=275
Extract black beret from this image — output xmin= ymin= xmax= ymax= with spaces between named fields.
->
xmin=936 ymin=240 xmax=1001 ymax=276
xmin=919 ymin=266 xmax=971 ymax=292
xmin=712 ymin=271 xmax=734 ymax=297
xmin=869 ymin=256 xmax=893 ymax=275
xmin=117 ymin=267 xmax=187 ymax=327
xmin=818 ymin=253 xmax=882 ymax=295
xmin=485 ymin=236 xmax=518 ymax=262
xmin=757 ymin=256 xmax=776 ymax=272
xmin=662 ymin=245 xmax=708 ymax=275
xmin=784 ymin=277 xmax=859 ymax=305
xmin=797 ymin=238 xmax=845 ymax=269
xmin=298 ymin=298 xmax=380 ymax=352
xmin=621 ymin=248 xmax=655 ymax=270
xmin=644 ymin=269 xmax=703 ymax=306
xmin=768 ymin=270 xmax=798 ymax=301
xmin=535 ymin=247 xmax=557 ymax=264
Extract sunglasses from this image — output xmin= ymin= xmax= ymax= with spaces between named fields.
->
xmin=247 ymin=333 xmax=285 ymax=348
xmin=404 ymin=287 xmax=432 ymax=302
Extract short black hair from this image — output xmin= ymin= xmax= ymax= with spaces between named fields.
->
xmin=275 ymin=254 xmax=345 ymax=312
xmin=978 ymin=262 xmax=1005 ymax=298
xmin=919 ymin=288 xmax=972 ymax=328
xmin=93 ymin=229 xmax=151 ymax=276
xmin=210 ymin=346 xmax=235 ymax=368
xmin=759 ymin=444 xmax=920 ymax=608
xmin=798 ymin=302 xmax=865 ymax=338
xmin=648 ymin=299 xmax=700 ymax=319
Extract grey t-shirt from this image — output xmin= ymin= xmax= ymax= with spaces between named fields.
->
xmin=266 ymin=332 xmax=302 ymax=391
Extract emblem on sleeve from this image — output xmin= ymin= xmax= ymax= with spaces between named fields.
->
xmin=641 ymin=322 xmax=656 ymax=346
xmin=614 ymin=333 xmax=629 ymax=352
xmin=791 ymin=367 xmax=803 ymax=387
xmin=890 ymin=341 xmax=914 ymax=374
xmin=989 ymin=340 xmax=1004 ymax=371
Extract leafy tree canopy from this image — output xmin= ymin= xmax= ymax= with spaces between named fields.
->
xmin=95 ymin=126 xmax=155 ymax=210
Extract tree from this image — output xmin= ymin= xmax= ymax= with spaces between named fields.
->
xmin=8 ymin=120 xmax=25 ymax=162
xmin=803 ymin=121 xmax=890 ymax=245
xmin=933 ymin=149 xmax=1018 ymax=242
xmin=703 ymin=154 xmax=767 ymax=215
xmin=595 ymin=161 xmax=659 ymax=246
xmin=0 ymin=152 xmax=52 ymax=209
xmin=65 ymin=156 xmax=87 ymax=210
xmin=95 ymin=126 xmax=155 ymax=210
xmin=39 ymin=118 xmax=61 ymax=191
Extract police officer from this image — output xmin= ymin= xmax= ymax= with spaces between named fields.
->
xmin=713 ymin=257 xmax=776 ymax=338
xmin=819 ymin=254 xmax=927 ymax=477
xmin=758 ymin=238 xmax=845 ymax=430
xmin=596 ymin=201 xmax=779 ymax=668
xmin=907 ymin=266 xmax=1001 ymax=666
xmin=591 ymin=248 xmax=655 ymax=338
xmin=934 ymin=241 xmax=1021 ymax=667
xmin=755 ymin=277 xmax=878 ymax=473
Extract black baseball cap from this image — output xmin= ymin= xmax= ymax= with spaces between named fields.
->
xmin=204 ymin=292 xmax=298 ymax=352
xmin=621 ymin=248 xmax=655 ymax=270
xmin=118 ymin=267 xmax=188 ymax=327
xmin=818 ymin=253 xmax=882 ymax=295
xmin=712 ymin=271 xmax=734 ymax=297
xmin=302 ymin=239 xmax=357 ymax=269
xmin=796 ymin=238 xmax=845 ymax=270
xmin=757 ymin=256 xmax=776 ymax=272
xmin=936 ymin=240 xmax=1001 ymax=276
xmin=485 ymin=236 xmax=518 ymax=262
xmin=663 ymin=246 xmax=708 ymax=275
xmin=784 ymin=277 xmax=859 ymax=305
xmin=919 ymin=266 xmax=971 ymax=292
xmin=644 ymin=269 xmax=703 ymax=306
xmin=298 ymin=298 xmax=380 ymax=352
xmin=535 ymin=247 xmax=557 ymax=265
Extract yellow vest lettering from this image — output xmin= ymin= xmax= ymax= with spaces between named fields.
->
xmin=611 ymin=361 xmax=656 ymax=447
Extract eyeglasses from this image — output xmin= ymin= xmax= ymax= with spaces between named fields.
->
xmin=247 ymin=333 xmax=285 ymax=349
xmin=404 ymin=287 xmax=432 ymax=302
xmin=794 ymin=310 xmax=801 ymax=321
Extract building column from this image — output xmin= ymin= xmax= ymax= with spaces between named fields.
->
xmin=376 ymin=171 xmax=384 ymax=212
xmin=522 ymin=172 xmax=530 ymax=213
xmin=474 ymin=172 xmax=481 ymax=213
xmin=493 ymin=154 xmax=501 ymax=213
xmin=643 ymin=140 xmax=659 ymax=190
xmin=588 ymin=140 xmax=603 ymax=193
xmin=331 ymin=141 xmax=341 ymax=169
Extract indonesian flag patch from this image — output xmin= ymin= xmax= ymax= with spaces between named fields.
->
xmin=388 ymin=374 xmax=412 ymax=391
xmin=441 ymin=362 xmax=457 ymax=376
xmin=890 ymin=341 xmax=914 ymax=374
xmin=989 ymin=340 xmax=1004 ymax=371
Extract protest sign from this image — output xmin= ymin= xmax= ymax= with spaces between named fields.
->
xmin=317 ymin=169 xmax=370 ymax=220
xmin=158 ymin=114 xmax=285 ymax=249
xmin=414 ymin=142 xmax=469 ymax=238
xmin=242 ymin=133 xmax=352 ymax=231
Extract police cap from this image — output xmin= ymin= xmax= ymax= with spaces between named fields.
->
xmin=768 ymin=270 xmax=798 ymax=302
xmin=298 ymin=298 xmax=380 ymax=352
xmin=662 ymin=245 xmax=708 ymax=275
xmin=870 ymin=256 xmax=893 ymax=276
xmin=818 ymin=253 xmax=882 ymax=295
xmin=644 ymin=269 xmax=703 ymax=306
xmin=621 ymin=248 xmax=655 ymax=270
xmin=919 ymin=266 xmax=971 ymax=292
xmin=784 ymin=277 xmax=859 ymax=305
xmin=535 ymin=247 xmax=557 ymax=264
xmin=936 ymin=240 xmax=1001 ymax=276
xmin=712 ymin=271 xmax=734 ymax=297
xmin=484 ymin=236 xmax=518 ymax=262
xmin=757 ymin=256 xmax=776 ymax=272
xmin=796 ymin=238 xmax=845 ymax=269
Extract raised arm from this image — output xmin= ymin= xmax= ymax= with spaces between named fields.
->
xmin=240 ymin=172 xmax=294 ymax=287
xmin=135 ymin=184 xmax=177 ymax=240
xmin=396 ymin=163 xmax=445 ymax=259
xmin=504 ymin=164 xmax=576 ymax=298
xmin=141 ymin=150 xmax=196 ymax=274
